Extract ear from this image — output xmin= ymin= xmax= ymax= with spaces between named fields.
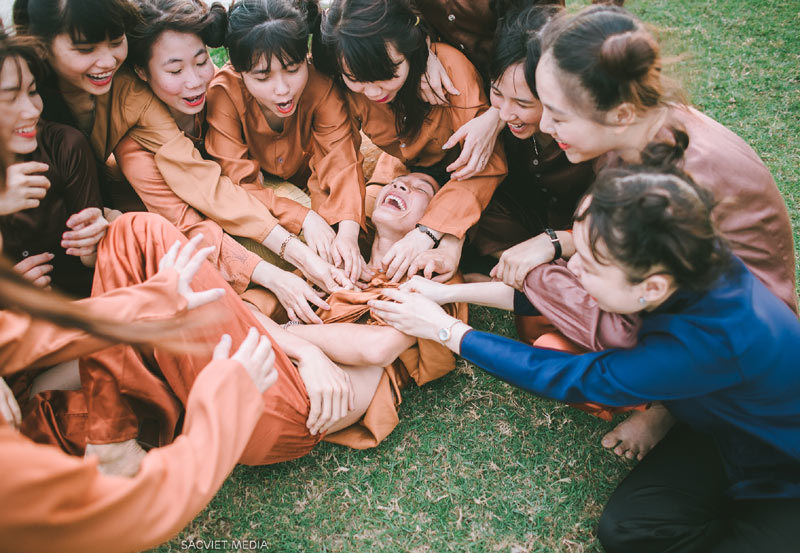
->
xmin=640 ymin=274 xmax=674 ymax=305
xmin=606 ymin=102 xmax=637 ymax=129
xmin=134 ymin=66 xmax=148 ymax=83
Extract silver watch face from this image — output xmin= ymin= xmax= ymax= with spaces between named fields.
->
xmin=438 ymin=327 xmax=450 ymax=342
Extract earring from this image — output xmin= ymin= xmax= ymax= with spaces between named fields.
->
xmin=638 ymin=297 xmax=647 ymax=305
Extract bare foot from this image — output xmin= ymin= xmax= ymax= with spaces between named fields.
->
xmin=85 ymin=439 xmax=147 ymax=477
xmin=601 ymin=404 xmax=675 ymax=461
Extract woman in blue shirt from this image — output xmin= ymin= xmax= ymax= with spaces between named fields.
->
xmin=368 ymin=150 xmax=800 ymax=552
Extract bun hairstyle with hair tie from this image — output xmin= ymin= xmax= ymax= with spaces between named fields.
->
xmin=126 ymin=0 xmax=228 ymax=72
xmin=316 ymin=0 xmax=431 ymax=138
xmin=226 ymin=0 xmax=319 ymax=74
xmin=13 ymin=0 xmax=140 ymax=44
xmin=541 ymin=4 xmax=674 ymax=114
xmin=575 ymin=137 xmax=730 ymax=291
xmin=489 ymin=3 xmax=562 ymax=96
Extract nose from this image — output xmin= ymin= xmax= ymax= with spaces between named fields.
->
xmin=497 ymin=98 xmax=514 ymax=123
xmin=273 ymin=73 xmax=290 ymax=96
xmin=391 ymin=181 xmax=408 ymax=192
xmin=184 ymin=66 xmax=204 ymax=91
xmin=539 ymin=106 xmax=554 ymax=136
xmin=95 ymin=45 xmax=117 ymax=70
xmin=363 ymin=83 xmax=383 ymax=100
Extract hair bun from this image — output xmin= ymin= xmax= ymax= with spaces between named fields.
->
xmin=641 ymin=128 xmax=689 ymax=168
xmin=599 ymin=29 xmax=658 ymax=81
xmin=202 ymin=2 xmax=228 ymax=48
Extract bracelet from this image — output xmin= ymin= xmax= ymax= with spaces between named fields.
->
xmin=279 ymin=233 xmax=297 ymax=260
xmin=416 ymin=224 xmax=442 ymax=248
xmin=544 ymin=228 xmax=562 ymax=261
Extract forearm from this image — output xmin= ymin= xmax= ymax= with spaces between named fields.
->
xmin=440 ymin=281 xmax=514 ymax=311
xmin=288 ymin=323 xmax=415 ymax=367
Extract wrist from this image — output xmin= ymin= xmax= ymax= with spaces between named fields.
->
xmin=415 ymin=224 xmax=442 ymax=248
xmin=337 ymin=219 xmax=360 ymax=239
xmin=251 ymin=261 xmax=279 ymax=287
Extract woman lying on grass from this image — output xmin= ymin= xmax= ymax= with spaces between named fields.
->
xmin=369 ymin=152 xmax=800 ymax=552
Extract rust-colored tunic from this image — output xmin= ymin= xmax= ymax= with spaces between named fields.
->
xmin=349 ymin=43 xmax=508 ymax=238
xmin=319 ymin=274 xmax=468 ymax=449
xmin=1 ymin=356 xmax=264 ymax=553
xmin=206 ymin=64 xmax=366 ymax=231
xmin=522 ymin=106 xmax=798 ymax=352
xmin=80 ymin=213 xmax=321 ymax=465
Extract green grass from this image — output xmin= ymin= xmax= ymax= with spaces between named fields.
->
xmin=154 ymin=2 xmax=799 ymax=552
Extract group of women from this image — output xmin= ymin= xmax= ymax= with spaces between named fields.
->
xmin=0 ymin=0 xmax=797 ymax=551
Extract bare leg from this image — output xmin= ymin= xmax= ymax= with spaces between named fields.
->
xmin=326 ymin=364 xmax=384 ymax=433
xmin=28 ymin=359 xmax=81 ymax=398
xmin=601 ymin=403 xmax=676 ymax=460
xmin=287 ymin=323 xmax=414 ymax=367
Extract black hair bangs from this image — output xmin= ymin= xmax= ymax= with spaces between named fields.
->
xmin=22 ymin=0 xmax=140 ymax=44
xmin=336 ymin=35 xmax=400 ymax=83
xmin=234 ymin=22 xmax=307 ymax=73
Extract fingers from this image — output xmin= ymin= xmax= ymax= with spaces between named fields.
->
xmin=305 ymin=289 xmax=330 ymax=312
xmin=306 ymin=391 xmax=322 ymax=434
xmin=187 ymin=287 xmax=225 ymax=310
xmin=174 ymin=233 xmax=204 ymax=270
xmin=181 ymin=244 xmax=216 ymax=282
xmin=236 ymin=327 xmax=260 ymax=359
xmin=329 ymin=268 xmax=355 ymax=291
xmin=440 ymin=70 xmax=460 ymax=97
xmin=65 ymin=207 xmax=102 ymax=230
xmin=294 ymin=295 xmax=324 ymax=325
xmin=213 ymin=334 xmax=232 ymax=360
xmin=158 ymin=240 xmax=182 ymax=271
xmin=441 ymin=125 xmax=467 ymax=151
xmin=12 ymin=160 xmax=50 ymax=176
xmin=13 ymin=252 xmax=53 ymax=274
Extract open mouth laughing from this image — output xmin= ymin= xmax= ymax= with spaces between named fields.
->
xmin=382 ymin=193 xmax=407 ymax=211
xmin=183 ymin=93 xmax=205 ymax=107
xmin=86 ymin=70 xmax=114 ymax=87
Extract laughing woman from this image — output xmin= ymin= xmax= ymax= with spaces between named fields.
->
xmin=317 ymin=0 xmax=508 ymax=283
xmin=371 ymin=159 xmax=800 ymax=553
xmin=13 ymin=0 xmax=354 ymax=319
xmin=205 ymin=0 xmax=368 ymax=283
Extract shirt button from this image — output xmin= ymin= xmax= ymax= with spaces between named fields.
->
xmin=448 ymin=14 xmax=455 ymax=21
xmin=22 ymin=250 xmax=29 ymax=257
xmin=532 ymin=159 xmax=539 ymax=166
xmin=278 ymin=157 xmax=284 ymax=163
xmin=400 ymin=143 xmax=406 ymax=148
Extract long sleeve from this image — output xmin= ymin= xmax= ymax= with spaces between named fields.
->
xmin=0 ymin=360 xmax=264 ymax=553
xmin=51 ymin=122 xmax=103 ymax=216
xmin=0 ymin=270 xmax=186 ymax=378
xmin=114 ymin=136 xmax=260 ymax=293
xmin=305 ymin=76 xmax=366 ymax=228
xmin=415 ymin=44 xmax=507 ymax=238
xmin=459 ymin=329 xmax=735 ymax=406
xmin=205 ymin=68 xmax=311 ymax=234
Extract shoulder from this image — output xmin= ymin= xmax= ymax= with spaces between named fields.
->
xmin=110 ymin=67 xmax=157 ymax=102
xmin=36 ymin=120 xmax=95 ymax=166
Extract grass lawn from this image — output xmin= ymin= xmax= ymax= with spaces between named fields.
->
xmin=153 ymin=1 xmax=799 ymax=551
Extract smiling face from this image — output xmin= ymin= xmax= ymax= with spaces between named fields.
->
xmin=371 ymin=172 xmax=438 ymax=234
xmin=341 ymin=43 xmax=410 ymax=104
xmin=490 ymin=62 xmax=543 ymax=140
xmin=139 ymin=30 xmax=215 ymax=117
xmin=535 ymin=53 xmax=621 ymax=163
xmin=0 ymin=57 xmax=43 ymax=156
xmin=48 ymin=33 xmax=128 ymax=95
xmin=241 ymin=54 xmax=309 ymax=120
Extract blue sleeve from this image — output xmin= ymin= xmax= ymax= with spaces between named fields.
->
xmin=513 ymin=289 xmax=541 ymax=317
xmin=460 ymin=330 xmax=738 ymax=406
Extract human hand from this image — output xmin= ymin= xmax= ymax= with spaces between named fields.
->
xmin=302 ymin=210 xmax=337 ymax=265
xmin=158 ymin=233 xmax=225 ymax=310
xmin=367 ymin=288 xmax=453 ymax=342
xmin=399 ymin=275 xmax=451 ymax=304
xmin=442 ymin=108 xmax=503 ymax=180
xmin=296 ymin=348 xmax=354 ymax=435
xmin=253 ymin=262 xmax=329 ymax=324
xmin=420 ymin=48 xmax=460 ymax=105
xmin=0 ymin=161 xmax=50 ymax=215
xmin=62 ymin=207 xmax=109 ymax=261
xmin=13 ymin=252 xmax=54 ymax=289
xmin=296 ymin=248 xmax=355 ymax=294
xmin=406 ymin=241 xmax=460 ymax=283
xmin=213 ymin=329 xmax=278 ymax=394
xmin=490 ymin=233 xmax=559 ymax=290
xmin=331 ymin=220 xmax=368 ymax=283
xmin=381 ymin=227 xmax=436 ymax=283
xmin=0 ymin=376 xmax=22 ymax=429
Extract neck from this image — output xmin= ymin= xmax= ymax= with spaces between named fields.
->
xmin=259 ymin=104 xmax=285 ymax=133
xmin=369 ymin=226 xmax=407 ymax=268
xmin=169 ymin=107 xmax=196 ymax=135
xmin=615 ymin=106 xmax=670 ymax=164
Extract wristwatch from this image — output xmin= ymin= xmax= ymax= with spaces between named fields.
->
xmin=416 ymin=224 xmax=442 ymax=248
xmin=437 ymin=320 xmax=461 ymax=343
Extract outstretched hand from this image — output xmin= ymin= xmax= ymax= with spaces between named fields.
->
xmin=62 ymin=207 xmax=109 ymax=261
xmin=368 ymin=288 xmax=452 ymax=342
xmin=213 ymin=329 xmax=278 ymax=394
xmin=158 ymin=233 xmax=225 ymax=310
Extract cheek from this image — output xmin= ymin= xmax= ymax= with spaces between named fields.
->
xmin=151 ymin=74 xmax=185 ymax=98
xmin=343 ymin=79 xmax=362 ymax=94
xmin=199 ymin=65 xmax=215 ymax=88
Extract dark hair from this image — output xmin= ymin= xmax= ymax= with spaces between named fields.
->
xmin=14 ymin=0 xmax=140 ymax=44
xmin=317 ymin=0 xmax=430 ymax=138
xmin=226 ymin=0 xmax=318 ymax=74
xmin=407 ymin=161 xmax=450 ymax=190
xmin=126 ymin=0 xmax=227 ymax=72
xmin=541 ymin=5 xmax=675 ymax=114
xmin=0 ymin=29 xmax=48 ymax=91
xmin=490 ymin=3 xmax=561 ymax=96
xmin=575 ymin=134 xmax=730 ymax=291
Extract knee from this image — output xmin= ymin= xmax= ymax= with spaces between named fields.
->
xmin=596 ymin=498 xmax=633 ymax=553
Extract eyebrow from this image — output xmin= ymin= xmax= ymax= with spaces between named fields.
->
xmin=162 ymin=49 xmax=206 ymax=66
xmin=542 ymin=101 xmax=568 ymax=116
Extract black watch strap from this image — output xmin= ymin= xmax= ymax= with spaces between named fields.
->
xmin=544 ymin=228 xmax=562 ymax=260
xmin=416 ymin=224 xmax=441 ymax=248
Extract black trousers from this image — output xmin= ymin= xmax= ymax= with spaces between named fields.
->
xmin=597 ymin=425 xmax=800 ymax=553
